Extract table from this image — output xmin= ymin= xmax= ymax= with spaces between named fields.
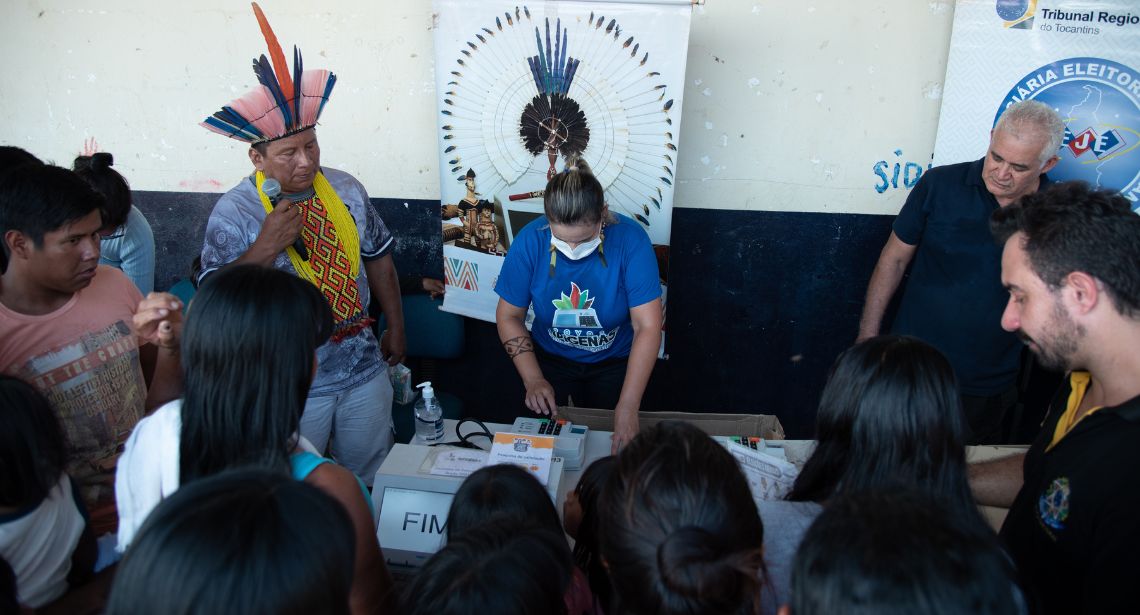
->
xmin=392 ymin=418 xmax=614 ymax=513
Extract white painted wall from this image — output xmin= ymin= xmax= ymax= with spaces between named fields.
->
xmin=0 ymin=0 xmax=955 ymax=215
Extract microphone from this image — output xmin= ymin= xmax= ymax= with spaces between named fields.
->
xmin=261 ymin=178 xmax=309 ymax=261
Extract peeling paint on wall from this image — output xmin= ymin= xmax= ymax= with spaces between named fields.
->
xmin=928 ymin=1 xmax=952 ymax=15
xmin=922 ymin=81 xmax=943 ymax=99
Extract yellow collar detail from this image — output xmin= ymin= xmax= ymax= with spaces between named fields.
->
xmin=1047 ymin=371 xmax=1104 ymax=451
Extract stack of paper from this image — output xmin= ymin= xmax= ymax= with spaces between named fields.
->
xmin=724 ymin=440 xmax=800 ymax=502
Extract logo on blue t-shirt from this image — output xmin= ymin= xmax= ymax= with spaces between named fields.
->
xmin=548 ymin=282 xmax=618 ymax=352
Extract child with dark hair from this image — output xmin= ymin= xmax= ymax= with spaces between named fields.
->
xmin=564 ymin=455 xmax=616 ymax=613
xmin=446 ymin=463 xmax=597 ymax=615
xmin=106 ymin=469 xmax=356 ymax=615
xmin=446 ymin=464 xmax=562 ymax=539
xmin=759 ymin=335 xmax=991 ymax=614
xmin=786 ymin=488 xmax=1024 ymax=615
xmin=403 ymin=520 xmax=573 ymax=615
xmin=0 ymin=375 xmax=96 ymax=609
xmin=73 ymin=152 xmax=155 ymax=294
xmin=598 ymin=420 xmax=766 ymax=615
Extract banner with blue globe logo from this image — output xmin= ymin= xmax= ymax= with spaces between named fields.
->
xmin=934 ymin=0 xmax=1140 ymax=210
xmin=995 ymin=58 xmax=1140 ymax=201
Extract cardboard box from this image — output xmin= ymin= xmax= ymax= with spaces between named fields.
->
xmin=557 ymin=406 xmax=785 ymax=441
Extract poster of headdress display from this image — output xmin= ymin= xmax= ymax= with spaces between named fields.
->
xmin=934 ymin=0 xmax=1140 ymax=209
xmin=432 ymin=0 xmax=693 ymax=321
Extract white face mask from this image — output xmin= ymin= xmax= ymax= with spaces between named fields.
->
xmin=550 ymin=234 xmax=602 ymax=260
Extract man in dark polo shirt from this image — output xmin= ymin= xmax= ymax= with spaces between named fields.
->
xmin=857 ymin=100 xmax=1064 ymax=443
xmin=969 ymin=182 xmax=1140 ymax=614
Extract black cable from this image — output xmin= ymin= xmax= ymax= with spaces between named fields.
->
xmin=427 ymin=417 xmax=494 ymax=449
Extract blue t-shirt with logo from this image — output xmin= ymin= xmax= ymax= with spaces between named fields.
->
xmin=495 ymin=213 xmax=661 ymax=364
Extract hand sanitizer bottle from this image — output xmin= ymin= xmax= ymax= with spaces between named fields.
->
xmin=414 ymin=381 xmax=444 ymax=443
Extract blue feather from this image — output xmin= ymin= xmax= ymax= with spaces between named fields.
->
xmin=253 ymin=55 xmax=293 ymax=128
xmin=560 ymin=29 xmax=569 ymax=93
xmin=292 ymin=46 xmax=303 ymax=124
xmin=553 ymin=19 xmax=561 ymax=89
xmin=565 ymin=59 xmax=580 ymax=92
xmin=204 ymin=114 xmax=262 ymax=141
xmin=533 ymin=28 xmax=547 ymax=93
xmin=528 ymin=57 xmax=543 ymax=91
xmin=316 ymin=73 xmax=336 ymax=119
xmin=544 ymin=19 xmax=552 ymax=78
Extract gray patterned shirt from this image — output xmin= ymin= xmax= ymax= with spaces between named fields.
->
xmin=199 ymin=167 xmax=393 ymax=396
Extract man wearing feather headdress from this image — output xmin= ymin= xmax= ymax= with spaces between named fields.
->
xmin=197 ymin=4 xmax=404 ymax=485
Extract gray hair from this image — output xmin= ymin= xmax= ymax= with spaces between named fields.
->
xmin=994 ymin=100 xmax=1065 ymax=165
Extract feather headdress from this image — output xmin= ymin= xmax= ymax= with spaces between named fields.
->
xmin=201 ymin=3 xmax=336 ymax=143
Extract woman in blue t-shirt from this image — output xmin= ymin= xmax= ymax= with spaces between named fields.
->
xmin=495 ymin=160 xmax=663 ymax=454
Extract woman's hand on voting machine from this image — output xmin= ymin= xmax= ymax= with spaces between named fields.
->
xmin=524 ymin=376 xmax=557 ymax=416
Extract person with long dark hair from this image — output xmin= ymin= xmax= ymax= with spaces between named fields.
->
xmin=0 ymin=375 xmax=96 ymax=609
xmin=107 ymin=469 xmax=356 ymax=615
xmin=495 ymin=157 xmax=663 ymax=454
xmin=73 ymin=152 xmax=155 ymax=294
xmin=116 ymin=264 xmax=393 ymax=614
xmin=787 ymin=488 xmax=1023 ymax=615
xmin=598 ymin=420 xmax=766 ymax=615
xmin=758 ymin=335 xmax=993 ymax=614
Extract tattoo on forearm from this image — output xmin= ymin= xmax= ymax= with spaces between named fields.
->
xmin=503 ymin=336 xmax=534 ymax=358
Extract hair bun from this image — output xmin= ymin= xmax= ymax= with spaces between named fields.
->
xmin=656 ymin=526 xmax=762 ymax=608
xmin=92 ymin=152 xmax=114 ymax=170
xmin=656 ymin=526 xmax=723 ymax=594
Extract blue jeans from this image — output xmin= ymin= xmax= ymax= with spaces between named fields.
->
xmin=300 ymin=369 xmax=394 ymax=486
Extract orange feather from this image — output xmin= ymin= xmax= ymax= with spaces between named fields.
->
xmin=251 ymin=2 xmax=295 ymax=102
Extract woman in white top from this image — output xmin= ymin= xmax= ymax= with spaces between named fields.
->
xmin=115 ymin=265 xmax=393 ymax=614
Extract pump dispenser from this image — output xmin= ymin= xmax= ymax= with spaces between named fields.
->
xmin=414 ymin=381 xmax=444 ymax=442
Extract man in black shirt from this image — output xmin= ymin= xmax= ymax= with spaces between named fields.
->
xmin=858 ymin=101 xmax=1064 ymax=443
xmin=970 ymin=181 xmax=1140 ymax=614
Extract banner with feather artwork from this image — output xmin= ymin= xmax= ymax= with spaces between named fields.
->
xmin=433 ymin=0 xmax=691 ymax=322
